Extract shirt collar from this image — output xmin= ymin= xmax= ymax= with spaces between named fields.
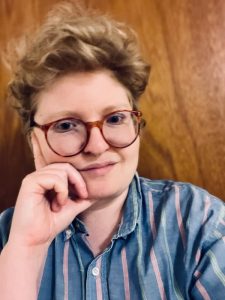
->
xmin=113 ymin=173 xmax=142 ymax=239
xmin=63 ymin=173 xmax=142 ymax=241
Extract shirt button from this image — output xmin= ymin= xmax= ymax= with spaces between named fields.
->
xmin=65 ymin=229 xmax=72 ymax=239
xmin=92 ymin=267 xmax=100 ymax=276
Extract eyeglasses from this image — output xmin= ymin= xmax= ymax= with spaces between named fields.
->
xmin=30 ymin=110 xmax=143 ymax=157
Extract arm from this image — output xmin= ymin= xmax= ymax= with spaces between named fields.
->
xmin=0 ymin=134 xmax=93 ymax=300
xmin=0 ymin=240 xmax=49 ymax=299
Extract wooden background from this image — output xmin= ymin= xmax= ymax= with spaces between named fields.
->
xmin=1 ymin=0 xmax=225 ymax=212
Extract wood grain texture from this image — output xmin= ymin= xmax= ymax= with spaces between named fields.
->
xmin=1 ymin=0 xmax=225 ymax=211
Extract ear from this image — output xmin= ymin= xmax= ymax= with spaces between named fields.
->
xmin=31 ymin=131 xmax=47 ymax=170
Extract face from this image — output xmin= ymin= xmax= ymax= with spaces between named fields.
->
xmin=33 ymin=71 xmax=140 ymax=201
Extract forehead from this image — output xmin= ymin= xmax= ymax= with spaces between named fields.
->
xmin=35 ymin=71 xmax=132 ymax=123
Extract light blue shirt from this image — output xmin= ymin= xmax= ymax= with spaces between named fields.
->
xmin=1 ymin=175 xmax=225 ymax=299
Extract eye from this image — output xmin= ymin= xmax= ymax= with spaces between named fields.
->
xmin=52 ymin=119 xmax=81 ymax=133
xmin=106 ymin=112 xmax=127 ymax=125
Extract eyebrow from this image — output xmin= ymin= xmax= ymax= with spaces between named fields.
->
xmin=38 ymin=104 xmax=132 ymax=123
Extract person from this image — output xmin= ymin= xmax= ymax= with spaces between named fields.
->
xmin=0 ymin=2 xmax=225 ymax=299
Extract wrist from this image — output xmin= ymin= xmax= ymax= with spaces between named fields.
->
xmin=0 ymin=241 xmax=49 ymax=300
xmin=4 ymin=239 xmax=50 ymax=264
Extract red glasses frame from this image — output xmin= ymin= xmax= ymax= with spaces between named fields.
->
xmin=30 ymin=110 xmax=143 ymax=157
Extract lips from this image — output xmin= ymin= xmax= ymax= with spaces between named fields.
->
xmin=78 ymin=161 xmax=117 ymax=176
xmin=79 ymin=161 xmax=116 ymax=171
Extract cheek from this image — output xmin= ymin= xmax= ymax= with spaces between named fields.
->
xmin=34 ymin=129 xmax=64 ymax=164
xmin=121 ymin=138 xmax=140 ymax=167
xmin=34 ymin=129 xmax=83 ymax=167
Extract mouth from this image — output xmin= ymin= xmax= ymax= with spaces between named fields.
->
xmin=78 ymin=162 xmax=117 ymax=176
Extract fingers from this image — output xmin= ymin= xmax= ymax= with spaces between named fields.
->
xmin=64 ymin=164 xmax=88 ymax=199
xmin=54 ymin=197 xmax=95 ymax=225
xmin=30 ymin=132 xmax=88 ymax=206
xmin=21 ymin=163 xmax=88 ymax=214
xmin=41 ymin=163 xmax=88 ymax=200
xmin=13 ymin=168 xmax=92 ymax=246
xmin=43 ymin=185 xmax=67 ymax=212
xmin=31 ymin=132 xmax=47 ymax=170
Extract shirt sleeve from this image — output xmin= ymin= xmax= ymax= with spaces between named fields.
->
xmin=190 ymin=197 xmax=225 ymax=299
xmin=0 ymin=208 xmax=14 ymax=252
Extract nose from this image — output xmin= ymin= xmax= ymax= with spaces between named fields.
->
xmin=83 ymin=126 xmax=110 ymax=155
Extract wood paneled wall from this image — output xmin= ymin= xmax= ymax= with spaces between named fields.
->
xmin=1 ymin=0 xmax=225 ymax=211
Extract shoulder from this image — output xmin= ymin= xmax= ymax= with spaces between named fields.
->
xmin=138 ymin=176 xmax=225 ymax=238
xmin=138 ymin=176 xmax=223 ymax=208
xmin=135 ymin=179 xmax=225 ymax=296
xmin=0 ymin=208 xmax=14 ymax=251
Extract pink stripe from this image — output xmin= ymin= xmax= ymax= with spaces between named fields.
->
xmin=148 ymin=191 xmax=157 ymax=239
xmin=195 ymin=249 xmax=201 ymax=264
xmin=121 ymin=247 xmax=131 ymax=300
xmin=196 ymin=196 xmax=210 ymax=263
xmin=63 ymin=241 xmax=70 ymax=300
xmin=96 ymin=258 xmax=103 ymax=300
xmin=203 ymin=196 xmax=210 ymax=224
xmin=196 ymin=281 xmax=211 ymax=300
xmin=150 ymin=249 xmax=167 ymax=300
xmin=149 ymin=191 xmax=167 ymax=299
xmin=174 ymin=185 xmax=186 ymax=249
xmin=194 ymin=270 xmax=201 ymax=278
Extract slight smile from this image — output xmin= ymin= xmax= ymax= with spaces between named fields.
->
xmin=79 ymin=162 xmax=117 ymax=176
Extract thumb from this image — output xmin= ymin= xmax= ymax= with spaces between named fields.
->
xmin=53 ymin=198 xmax=95 ymax=233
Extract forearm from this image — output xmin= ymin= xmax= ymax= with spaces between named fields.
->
xmin=0 ymin=241 xmax=48 ymax=300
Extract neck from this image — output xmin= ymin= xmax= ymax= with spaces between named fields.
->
xmin=79 ymin=188 xmax=128 ymax=256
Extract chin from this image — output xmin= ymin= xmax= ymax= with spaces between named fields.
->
xmin=86 ymin=183 xmax=119 ymax=200
xmin=84 ymin=171 xmax=135 ymax=202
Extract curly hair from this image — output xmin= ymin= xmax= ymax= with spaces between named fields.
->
xmin=7 ymin=1 xmax=150 ymax=133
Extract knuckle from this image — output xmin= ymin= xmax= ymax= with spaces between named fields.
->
xmin=21 ymin=172 xmax=35 ymax=185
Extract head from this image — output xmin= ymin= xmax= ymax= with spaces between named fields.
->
xmin=7 ymin=1 xmax=150 ymax=200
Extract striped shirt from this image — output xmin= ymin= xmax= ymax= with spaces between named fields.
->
xmin=0 ymin=174 xmax=225 ymax=299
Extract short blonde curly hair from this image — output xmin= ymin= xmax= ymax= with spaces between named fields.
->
xmin=7 ymin=1 xmax=150 ymax=133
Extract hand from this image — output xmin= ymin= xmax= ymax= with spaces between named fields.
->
xmin=8 ymin=133 xmax=93 ymax=248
